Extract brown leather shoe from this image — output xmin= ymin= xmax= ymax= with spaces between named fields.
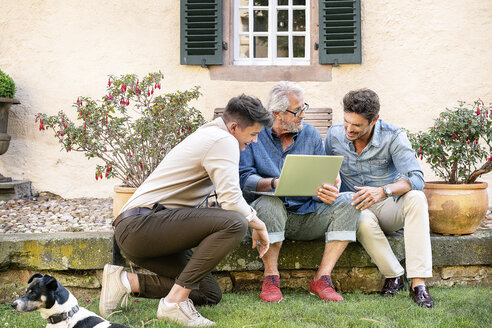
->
xmin=380 ymin=275 xmax=405 ymax=296
xmin=410 ymin=285 xmax=434 ymax=308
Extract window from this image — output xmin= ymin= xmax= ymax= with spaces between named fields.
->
xmin=234 ymin=0 xmax=310 ymax=66
xmin=180 ymin=0 xmax=361 ymax=81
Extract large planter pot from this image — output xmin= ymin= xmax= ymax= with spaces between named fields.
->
xmin=423 ymin=181 xmax=489 ymax=235
xmin=0 ymin=97 xmax=20 ymax=154
xmin=0 ymin=97 xmax=20 ymax=182
xmin=113 ymin=185 xmax=137 ymax=218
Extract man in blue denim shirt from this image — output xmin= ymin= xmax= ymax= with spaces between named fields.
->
xmin=240 ymin=82 xmax=360 ymax=303
xmin=325 ymin=89 xmax=434 ymax=308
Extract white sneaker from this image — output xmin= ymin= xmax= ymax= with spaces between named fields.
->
xmin=99 ymin=264 xmax=130 ymax=318
xmin=157 ymin=298 xmax=215 ymax=327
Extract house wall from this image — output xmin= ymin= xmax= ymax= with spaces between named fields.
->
xmin=0 ymin=0 xmax=491 ymax=201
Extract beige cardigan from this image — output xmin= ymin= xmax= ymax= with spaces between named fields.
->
xmin=120 ymin=117 xmax=255 ymax=221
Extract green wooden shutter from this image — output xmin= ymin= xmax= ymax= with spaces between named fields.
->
xmin=318 ymin=0 xmax=361 ymax=65
xmin=180 ymin=0 xmax=223 ymax=66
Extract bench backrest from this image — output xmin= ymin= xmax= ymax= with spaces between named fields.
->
xmin=213 ymin=107 xmax=332 ymax=139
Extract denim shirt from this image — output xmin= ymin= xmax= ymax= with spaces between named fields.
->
xmin=239 ymin=123 xmax=324 ymax=214
xmin=324 ymin=119 xmax=424 ymax=193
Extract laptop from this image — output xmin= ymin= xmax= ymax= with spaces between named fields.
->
xmin=251 ymin=154 xmax=344 ymax=197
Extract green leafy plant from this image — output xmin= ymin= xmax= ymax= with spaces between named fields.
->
xmin=0 ymin=69 xmax=16 ymax=98
xmin=36 ymin=72 xmax=205 ymax=187
xmin=407 ymin=99 xmax=491 ymax=184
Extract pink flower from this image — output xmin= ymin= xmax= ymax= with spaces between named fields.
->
xmin=108 ymin=78 xmax=111 ymax=87
xmin=84 ymin=299 xmax=90 ymax=303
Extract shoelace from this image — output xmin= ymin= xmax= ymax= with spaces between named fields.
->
xmin=319 ymin=275 xmax=334 ymax=288
xmin=181 ymin=299 xmax=202 ymax=319
xmin=263 ymin=275 xmax=280 ymax=287
xmin=120 ymin=292 xmax=129 ymax=309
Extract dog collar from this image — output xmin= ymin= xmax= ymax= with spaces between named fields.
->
xmin=47 ymin=305 xmax=79 ymax=324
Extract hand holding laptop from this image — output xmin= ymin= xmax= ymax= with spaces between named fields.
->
xmin=317 ymin=178 xmax=340 ymax=205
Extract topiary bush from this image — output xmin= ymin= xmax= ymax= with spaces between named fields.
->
xmin=0 ymin=69 xmax=16 ymax=98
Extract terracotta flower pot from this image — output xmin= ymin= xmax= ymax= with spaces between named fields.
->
xmin=423 ymin=181 xmax=489 ymax=235
xmin=113 ymin=185 xmax=137 ymax=218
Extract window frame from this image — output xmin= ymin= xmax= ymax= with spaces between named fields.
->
xmin=208 ymin=0 xmax=333 ymax=81
xmin=233 ymin=0 xmax=311 ymax=66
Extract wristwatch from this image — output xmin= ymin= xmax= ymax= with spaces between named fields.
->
xmin=383 ymin=185 xmax=393 ymax=198
xmin=270 ymin=177 xmax=278 ymax=189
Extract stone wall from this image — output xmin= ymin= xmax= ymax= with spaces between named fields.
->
xmin=0 ymin=230 xmax=490 ymax=303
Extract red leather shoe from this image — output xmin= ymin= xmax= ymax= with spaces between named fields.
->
xmin=260 ymin=275 xmax=282 ymax=302
xmin=310 ymin=275 xmax=343 ymax=302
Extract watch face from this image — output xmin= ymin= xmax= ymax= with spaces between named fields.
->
xmin=384 ymin=186 xmax=392 ymax=197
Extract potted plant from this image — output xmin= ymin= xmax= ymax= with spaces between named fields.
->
xmin=36 ymin=72 xmax=205 ymax=216
xmin=0 ymin=69 xmax=20 ymax=182
xmin=407 ymin=99 xmax=491 ymax=234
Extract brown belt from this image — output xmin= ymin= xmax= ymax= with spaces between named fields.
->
xmin=112 ymin=207 xmax=152 ymax=228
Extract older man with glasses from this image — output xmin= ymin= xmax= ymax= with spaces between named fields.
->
xmin=239 ymin=81 xmax=360 ymax=303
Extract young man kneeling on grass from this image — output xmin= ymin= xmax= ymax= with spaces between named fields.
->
xmin=99 ymin=95 xmax=272 ymax=327
xmin=239 ymin=81 xmax=360 ymax=303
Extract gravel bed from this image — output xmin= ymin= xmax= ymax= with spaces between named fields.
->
xmin=0 ymin=192 xmax=113 ymax=234
xmin=0 ymin=192 xmax=490 ymax=234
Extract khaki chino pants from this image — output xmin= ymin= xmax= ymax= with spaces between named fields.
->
xmin=356 ymin=190 xmax=433 ymax=279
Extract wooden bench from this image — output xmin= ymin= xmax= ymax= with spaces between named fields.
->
xmin=213 ymin=107 xmax=333 ymax=139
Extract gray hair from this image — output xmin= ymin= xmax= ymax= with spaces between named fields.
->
xmin=266 ymin=81 xmax=304 ymax=113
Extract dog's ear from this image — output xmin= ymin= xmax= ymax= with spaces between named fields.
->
xmin=41 ymin=275 xmax=58 ymax=291
xmin=28 ymin=273 xmax=44 ymax=283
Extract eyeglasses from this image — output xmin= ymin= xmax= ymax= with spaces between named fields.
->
xmin=285 ymin=103 xmax=309 ymax=117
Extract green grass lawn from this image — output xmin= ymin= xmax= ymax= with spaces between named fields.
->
xmin=2 ymin=287 xmax=491 ymax=327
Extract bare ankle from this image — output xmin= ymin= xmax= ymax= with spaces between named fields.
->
xmin=127 ymin=272 xmax=140 ymax=293
xmin=411 ymin=278 xmax=426 ymax=289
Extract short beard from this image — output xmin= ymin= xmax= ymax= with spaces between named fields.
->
xmin=282 ymin=120 xmax=303 ymax=133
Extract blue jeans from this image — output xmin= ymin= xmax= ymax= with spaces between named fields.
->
xmin=250 ymin=193 xmax=360 ymax=244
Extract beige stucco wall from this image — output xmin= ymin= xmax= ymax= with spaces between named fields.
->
xmin=0 ymin=0 xmax=491 ymax=202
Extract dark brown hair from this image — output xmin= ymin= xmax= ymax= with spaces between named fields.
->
xmin=223 ymin=94 xmax=273 ymax=128
xmin=343 ymin=88 xmax=380 ymax=122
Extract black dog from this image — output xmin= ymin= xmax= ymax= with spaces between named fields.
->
xmin=12 ymin=273 xmax=128 ymax=328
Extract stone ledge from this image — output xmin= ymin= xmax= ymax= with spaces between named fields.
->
xmin=0 ymin=230 xmax=490 ymax=302
xmin=1 ymin=230 xmax=490 ymax=272
xmin=220 ymin=228 xmax=492 ymax=270
xmin=0 ymin=232 xmax=112 ymax=270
